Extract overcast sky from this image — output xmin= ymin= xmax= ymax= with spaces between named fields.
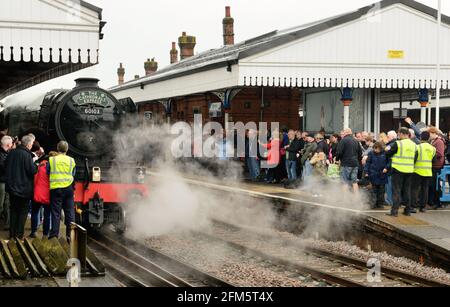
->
xmin=3 ymin=0 xmax=449 ymax=103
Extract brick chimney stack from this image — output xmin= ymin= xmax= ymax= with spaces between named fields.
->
xmin=117 ymin=63 xmax=125 ymax=85
xmin=223 ymin=6 xmax=234 ymax=46
xmin=170 ymin=42 xmax=179 ymax=64
xmin=144 ymin=58 xmax=158 ymax=76
xmin=178 ymin=32 xmax=196 ymax=60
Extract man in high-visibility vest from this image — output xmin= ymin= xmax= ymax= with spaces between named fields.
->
xmin=47 ymin=141 xmax=76 ymax=241
xmin=411 ymin=132 xmax=436 ymax=213
xmin=385 ymin=128 xmax=418 ymax=217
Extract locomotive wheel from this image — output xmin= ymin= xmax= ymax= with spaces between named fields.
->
xmin=113 ymin=191 xmax=143 ymax=234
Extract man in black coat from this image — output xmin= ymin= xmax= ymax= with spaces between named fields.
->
xmin=336 ymin=128 xmax=362 ymax=193
xmin=0 ymin=136 xmax=13 ymax=229
xmin=5 ymin=135 xmax=37 ymax=239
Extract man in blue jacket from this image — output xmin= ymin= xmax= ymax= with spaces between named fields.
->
xmin=365 ymin=142 xmax=389 ymax=209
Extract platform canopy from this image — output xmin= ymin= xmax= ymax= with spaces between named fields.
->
xmin=0 ymin=0 xmax=105 ymax=99
xmin=111 ymin=0 xmax=450 ymax=103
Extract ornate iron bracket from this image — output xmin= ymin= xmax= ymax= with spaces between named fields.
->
xmin=158 ymin=99 xmax=173 ymax=115
xmin=212 ymin=88 xmax=242 ymax=110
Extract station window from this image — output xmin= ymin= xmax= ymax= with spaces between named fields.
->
xmin=244 ymin=102 xmax=251 ymax=109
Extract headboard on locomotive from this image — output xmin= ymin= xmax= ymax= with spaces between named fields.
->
xmin=0 ymin=78 xmax=138 ymax=180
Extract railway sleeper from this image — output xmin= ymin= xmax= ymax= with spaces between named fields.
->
xmin=0 ymin=237 xmax=105 ymax=280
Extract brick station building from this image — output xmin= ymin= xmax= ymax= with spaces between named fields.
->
xmin=111 ymin=0 xmax=450 ymax=134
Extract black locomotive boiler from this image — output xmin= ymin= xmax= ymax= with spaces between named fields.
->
xmin=0 ymin=78 xmax=148 ymax=232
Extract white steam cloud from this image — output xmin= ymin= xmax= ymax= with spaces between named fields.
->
xmin=112 ymin=121 xmax=369 ymax=242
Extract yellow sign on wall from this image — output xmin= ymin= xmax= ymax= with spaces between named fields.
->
xmin=388 ymin=50 xmax=405 ymax=59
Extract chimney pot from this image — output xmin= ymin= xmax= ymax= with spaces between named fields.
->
xmin=117 ymin=63 xmax=125 ymax=85
xmin=225 ymin=6 xmax=231 ymax=17
xmin=144 ymin=58 xmax=158 ymax=76
xmin=178 ymin=32 xmax=196 ymax=60
xmin=223 ymin=6 xmax=235 ymax=46
xmin=170 ymin=41 xmax=179 ymax=64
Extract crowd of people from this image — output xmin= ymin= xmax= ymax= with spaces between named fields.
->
xmin=245 ymin=118 xmax=450 ymax=216
xmin=0 ymin=117 xmax=448 ymax=238
xmin=0 ymin=127 xmax=76 ymax=241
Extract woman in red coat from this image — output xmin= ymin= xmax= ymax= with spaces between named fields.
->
xmin=30 ymin=152 xmax=57 ymax=238
xmin=260 ymin=132 xmax=281 ymax=183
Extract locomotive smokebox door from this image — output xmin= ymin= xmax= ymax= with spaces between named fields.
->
xmin=88 ymin=193 xmax=104 ymax=226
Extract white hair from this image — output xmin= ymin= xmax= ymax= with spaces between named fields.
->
xmin=28 ymin=133 xmax=36 ymax=142
xmin=1 ymin=136 xmax=12 ymax=147
xmin=21 ymin=135 xmax=34 ymax=147
xmin=387 ymin=130 xmax=397 ymax=140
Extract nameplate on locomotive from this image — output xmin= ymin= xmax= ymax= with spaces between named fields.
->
xmin=72 ymin=91 xmax=109 ymax=107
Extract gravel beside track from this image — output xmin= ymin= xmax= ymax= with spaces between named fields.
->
xmin=210 ymin=222 xmax=450 ymax=286
xmin=145 ymin=221 xmax=450 ymax=287
xmin=146 ymin=234 xmax=334 ymax=287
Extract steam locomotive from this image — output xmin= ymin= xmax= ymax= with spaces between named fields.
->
xmin=0 ymin=78 xmax=148 ymax=233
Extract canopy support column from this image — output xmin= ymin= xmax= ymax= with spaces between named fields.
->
xmin=341 ymin=87 xmax=353 ymax=130
xmin=418 ymin=89 xmax=429 ymax=124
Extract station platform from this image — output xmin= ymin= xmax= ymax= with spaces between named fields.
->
xmin=150 ymin=172 xmax=450 ymax=271
xmin=369 ymin=211 xmax=450 ymax=251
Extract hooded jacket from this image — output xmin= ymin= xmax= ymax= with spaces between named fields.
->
xmin=364 ymin=151 xmax=388 ymax=185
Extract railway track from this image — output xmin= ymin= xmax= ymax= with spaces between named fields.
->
xmin=204 ymin=220 xmax=449 ymax=287
xmin=88 ymin=230 xmax=234 ymax=287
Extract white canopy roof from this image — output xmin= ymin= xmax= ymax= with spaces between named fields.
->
xmin=0 ymin=0 xmax=103 ymax=64
xmin=238 ymin=2 xmax=450 ymax=90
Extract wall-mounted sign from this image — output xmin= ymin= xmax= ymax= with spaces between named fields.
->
xmin=144 ymin=111 xmax=153 ymax=120
xmin=388 ymin=50 xmax=404 ymax=59
xmin=209 ymin=102 xmax=222 ymax=118
xmin=393 ymin=108 xmax=408 ymax=119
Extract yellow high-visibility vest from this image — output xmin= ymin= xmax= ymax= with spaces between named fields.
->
xmin=49 ymin=154 xmax=76 ymax=190
xmin=414 ymin=143 xmax=435 ymax=177
xmin=391 ymin=139 xmax=417 ymax=174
